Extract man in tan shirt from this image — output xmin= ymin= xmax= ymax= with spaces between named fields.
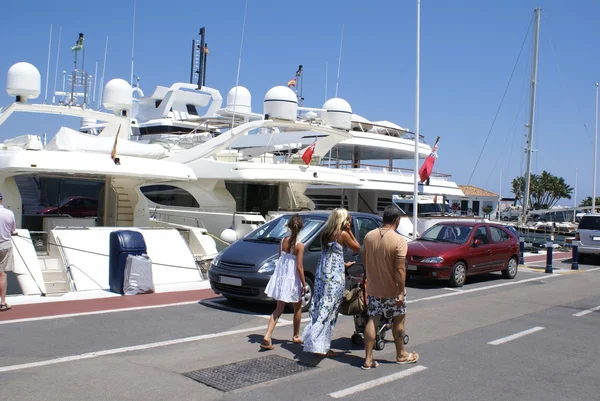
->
xmin=361 ymin=206 xmax=419 ymax=369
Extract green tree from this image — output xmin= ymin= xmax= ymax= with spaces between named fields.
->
xmin=482 ymin=205 xmax=493 ymax=218
xmin=511 ymin=170 xmax=573 ymax=209
xmin=579 ymin=196 xmax=600 ymax=207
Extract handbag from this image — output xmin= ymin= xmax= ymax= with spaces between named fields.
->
xmin=339 ymin=285 xmax=367 ymax=316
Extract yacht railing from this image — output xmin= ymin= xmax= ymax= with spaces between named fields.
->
xmin=320 ymin=161 xmax=452 ymax=180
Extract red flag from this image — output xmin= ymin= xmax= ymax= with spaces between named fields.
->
xmin=419 ymin=136 xmax=440 ymax=183
xmin=302 ymin=140 xmax=316 ymax=165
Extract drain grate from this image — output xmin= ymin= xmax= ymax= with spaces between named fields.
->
xmin=183 ymin=354 xmax=315 ymax=392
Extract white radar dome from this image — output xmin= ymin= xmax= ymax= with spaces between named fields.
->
xmin=103 ymin=78 xmax=133 ymax=115
xmin=6 ymin=62 xmax=41 ymax=102
xmin=227 ymin=86 xmax=251 ymax=114
xmin=322 ymin=98 xmax=352 ymax=130
xmin=264 ymin=86 xmax=297 ymax=121
xmin=220 ymin=228 xmax=237 ymax=244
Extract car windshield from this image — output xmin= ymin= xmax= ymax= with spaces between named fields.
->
xmin=58 ymin=198 xmax=73 ymax=207
xmin=419 ymin=224 xmax=474 ymax=244
xmin=244 ymin=215 xmax=326 ymax=243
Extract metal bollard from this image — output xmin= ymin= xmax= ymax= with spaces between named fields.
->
xmin=545 ymin=237 xmax=553 ymax=274
xmin=519 ymin=237 xmax=525 ymax=265
xmin=571 ymin=245 xmax=579 ymax=270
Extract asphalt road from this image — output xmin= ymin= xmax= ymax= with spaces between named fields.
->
xmin=1 ymin=261 xmax=598 ymax=401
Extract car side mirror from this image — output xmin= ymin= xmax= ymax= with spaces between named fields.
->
xmin=473 ymin=239 xmax=481 ymax=247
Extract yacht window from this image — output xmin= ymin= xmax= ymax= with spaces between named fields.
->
xmin=186 ymin=104 xmax=199 ymax=116
xmin=225 ymin=182 xmax=279 ymax=216
xmin=140 ymin=185 xmax=199 ymax=208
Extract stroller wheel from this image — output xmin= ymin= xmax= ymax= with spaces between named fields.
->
xmin=403 ymin=334 xmax=409 ymax=345
xmin=351 ymin=333 xmax=363 ymax=346
xmin=375 ymin=339 xmax=385 ymax=351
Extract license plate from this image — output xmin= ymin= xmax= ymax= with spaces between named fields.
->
xmin=407 ymin=264 xmax=418 ymax=271
xmin=220 ymin=275 xmax=242 ymax=286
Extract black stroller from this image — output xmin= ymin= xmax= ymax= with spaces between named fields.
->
xmin=343 ymin=268 xmax=409 ymax=351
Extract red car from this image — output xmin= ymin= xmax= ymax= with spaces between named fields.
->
xmin=406 ymin=221 xmax=519 ymax=287
xmin=36 ymin=196 xmax=98 ymax=218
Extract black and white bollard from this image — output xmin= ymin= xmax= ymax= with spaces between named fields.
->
xmin=545 ymin=237 xmax=553 ymax=274
xmin=571 ymin=245 xmax=579 ymax=270
xmin=519 ymin=237 xmax=525 ymax=265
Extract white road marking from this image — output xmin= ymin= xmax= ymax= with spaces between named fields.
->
xmin=0 ymin=300 xmax=201 ymax=326
xmin=443 ymin=287 xmax=463 ymax=292
xmin=487 ymin=326 xmax=545 ymax=345
xmin=0 ymin=317 xmax=312 ymax=373
xmin=328 ymin=365 xmax=428 ymax=398
xmin=573 ymin=305 xmax=600 ymax=317
xmin=200 ymin=299 xmax=284 ymax=322
xmin=587 ymin=267 xmax=600 ymax=272
xmin=409 ymin=275 xmax=560 ymax=304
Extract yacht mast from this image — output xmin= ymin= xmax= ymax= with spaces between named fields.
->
xmin=593 ymin=83 xmax=598 ymax=211
xmin=412 ymin=0 xmax=421 ymax=239
xmin=521 ymin=7 xmax=541 ymax=225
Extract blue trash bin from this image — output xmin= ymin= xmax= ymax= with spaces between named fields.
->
xmin=109 ymin=230 xmax=147 ymax=294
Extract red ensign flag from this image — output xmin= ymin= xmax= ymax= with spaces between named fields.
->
xmin=419 ymin=136 xmax=440 ymax=183
xmin=302 ymin=140 xmax=316 ymax=165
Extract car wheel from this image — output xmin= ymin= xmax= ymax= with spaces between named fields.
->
xmin=351 ymin=333 xmax=363 ymax=346
xmin=375 ymin=339 xmax=385 ymax=351
xmin=449 ymin=261 xmax=467 ymax=287
xmin=503 ymin=217 xmax=509 ymax=221
xmin=502 ymin=256 xmax=518 ymax=279
xmin=301 ymin=276 xmax=314 ymax=313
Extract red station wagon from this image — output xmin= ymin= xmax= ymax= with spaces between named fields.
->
xmin=406 ymin=221 xmax=520 ymax=287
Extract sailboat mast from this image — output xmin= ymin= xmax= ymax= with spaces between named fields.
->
xmin=412 ymin=0 xmax=421 ymax=239
xmin=521 ymin=7 xmax=541 ymax=224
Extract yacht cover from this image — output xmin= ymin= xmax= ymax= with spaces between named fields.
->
xmin=2 ymin=135 xmax=43 ymax=150
xmin=45 ymin=126 xmax=168 ymax=159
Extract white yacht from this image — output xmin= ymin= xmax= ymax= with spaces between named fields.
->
xmin=0 ymin=62 xmax=218 ymax=298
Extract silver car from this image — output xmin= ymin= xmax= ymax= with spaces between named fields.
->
xmin=575 ymin=214 xmax=600 ymax=262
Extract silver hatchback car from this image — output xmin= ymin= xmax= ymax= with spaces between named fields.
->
xmin=575 ymin=214 xmax=600 ymax=262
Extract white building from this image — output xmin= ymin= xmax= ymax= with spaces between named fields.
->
xmin=447 ymin=185 xmax=500 ymax=217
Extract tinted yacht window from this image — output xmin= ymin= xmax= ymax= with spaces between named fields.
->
xmin=140 ymin=185 xmax=199 ymax=207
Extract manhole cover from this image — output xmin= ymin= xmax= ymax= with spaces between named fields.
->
xmin=183 ymin=354 xmax=315 ymax=392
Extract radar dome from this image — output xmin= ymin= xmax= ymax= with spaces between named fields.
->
xmin=264 ymin=86 xmax=297 ymax=121
xmin=6 ymin=62 xmax=41 ymax=101
xmin=220 ymin=228 xmax=237 ymax=244
xmin=322 ymin=98 xmax=352 ymax=130
xmin=227 ymin=86 xmax=251 ymax=114
xmin=103 ymin=78 xmax=132 ymax=115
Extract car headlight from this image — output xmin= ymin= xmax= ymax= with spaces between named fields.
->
xmin=421 ymin=256 xmax=444 ymax=264
xmin=258 ymin=257 xmax=278 ymax=273
xmin=210 ymin=252 xmax=223 ymax=268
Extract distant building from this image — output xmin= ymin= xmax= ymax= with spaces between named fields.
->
xmin=446 ymin=185 xmax=500 ymax=217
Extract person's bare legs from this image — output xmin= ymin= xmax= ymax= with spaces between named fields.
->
xmin=292 ymin=301 xmax=302 ymax=342
xmin=0 ymin=271 xmax=6 ymax=306
xmin=392 ymin=313 xmax=408 ymax=361
xmin=262 ymin=301 xmax=286 ymax=348
xmin=363 ymin=315 xmax=381 ymax=367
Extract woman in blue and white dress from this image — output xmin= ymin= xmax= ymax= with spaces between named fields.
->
xmin=302 ymin=208 xmax=361 ymax=357
xmin=261 ymin=215 xmax=307 ymax=350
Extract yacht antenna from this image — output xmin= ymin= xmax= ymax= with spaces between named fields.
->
xmin=92 ymin=60 xmax=98 ymax=108
xmin=296 ymin=65 xmax=304 ymax=106
xmin=130 ymin=0 xmax=137 ymax=86
xmin=412 ymin=0 xmax=421 ymax=239
xmin=521 ymin=7 xmax=541 ymax=225
xmin=203 ymin=42 xmax=208 ymax=86
xmin=71 ymin=33 xmax=84 ymax=105
xmin=51 ymin=26 xmax=62 ymax=104
xmin=593 ymin=83 xmax=598 ymax=211
xmin=98 ymin=37 xmax=109 ymax=109
xmin=325 ymin=61 xmax=328 ymax=102
xmin=197 ymin=27 xmax=206 ymax=89
xmin=335 ymin=25 xmax=344 ymax=97
xmin=44 ymin=24 xmax=53 ymax=104
xmin=227 ymin=0 xmax=249 ymax=159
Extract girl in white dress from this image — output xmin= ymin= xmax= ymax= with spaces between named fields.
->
xmin=261 ymin=215 xmax=307 ymax=350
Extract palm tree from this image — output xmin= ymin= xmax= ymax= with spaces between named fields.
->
xmin=511 ymin=171 xmax=573 ymax=209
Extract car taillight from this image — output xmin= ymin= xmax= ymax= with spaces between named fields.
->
xmin=575 ymin=232 xmax=580 ymax=241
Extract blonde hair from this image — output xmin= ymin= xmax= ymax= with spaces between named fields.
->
xmin=320 ymin=208 xmax=349 ymax=248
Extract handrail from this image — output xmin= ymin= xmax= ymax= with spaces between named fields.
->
xmin=55 ymin=236 xmax=77 ymax=291
xmin=320 ymin=161 xmax=452 ymax=179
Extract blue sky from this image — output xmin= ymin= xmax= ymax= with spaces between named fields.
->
xmin=0 ymin=0 xmax=598 ymax=205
